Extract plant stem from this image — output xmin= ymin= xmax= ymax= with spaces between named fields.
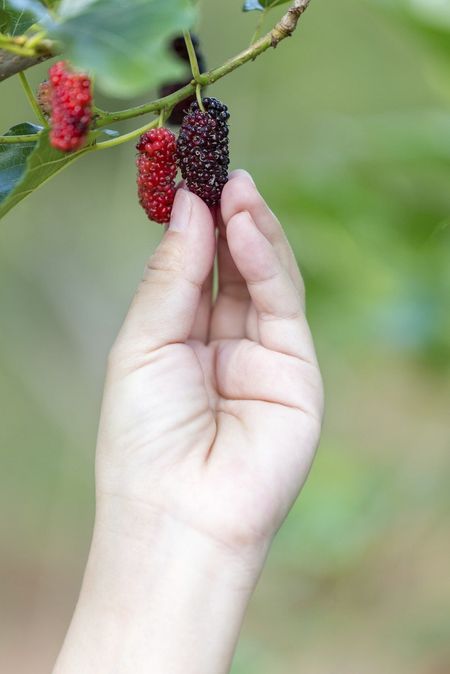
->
xmin=95 ymin=117 xmax=159 ymax=151
xmin=0 ymin=133 xmax=40 ymax=144
xmin=183 ymin=30 xmax=202 ymax=82
xmin=95 ymin=0 xmax=312 ymax=129
xmin=19 ymin=71 xmax=48 ymax=126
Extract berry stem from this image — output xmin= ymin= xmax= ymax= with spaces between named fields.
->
xmin=18 ymin=71 xmax=48 ymax=126
xmin=195 ymin=84 xmax=205 ymax=113
xmin=183 ymin=30 xmax=202 ymax=83
xmin=95 ymin=0 xmax=312 ymax=129
xmin=158 ymin=108 xmax=171 ymax=128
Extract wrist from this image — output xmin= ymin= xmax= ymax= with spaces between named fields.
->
xmin=54 ymin=493 xmax=269 ymax=674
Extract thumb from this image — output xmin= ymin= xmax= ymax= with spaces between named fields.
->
xmin=115 ymin=189 xmax=216 ymax=356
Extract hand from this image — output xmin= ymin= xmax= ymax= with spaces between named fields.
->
xmin=54 ymin=170 xmax=324 ymax=674
xmin=96 ymin=169 xmax=324 ymax=553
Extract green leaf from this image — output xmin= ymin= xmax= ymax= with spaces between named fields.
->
xmin=0 ymin=123 xmax=41 ymax=204
xmin=0 ymin=127 xmax=91 ymax=220
xmin=243 ymin=0 xmax=290 ymax=11
xmin=5 ymin=0 xmax=52 ymax=27
xmin=0 ymin=1 xmax=36 ymax=34
xmin=49 ymin=0 xmax=197 ymax=98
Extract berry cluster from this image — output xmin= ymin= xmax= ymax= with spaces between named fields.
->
xmin=176 ymin=98 xmax=230 ymax=207
xmin=136 ymin=128 xmax=178 ymax=224
xmin=48 ymin=61 xmax=92 ymax=153
xmin=158 ymin=34 xmax=207 ymax=126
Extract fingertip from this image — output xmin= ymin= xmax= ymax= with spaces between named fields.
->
xmin=221 ymin=171 xmax=261 ymax=225
xmin=227 ymin=168 xmax=255 ymax=184
xmin=227 ymin=211 xmax=277 ymax=284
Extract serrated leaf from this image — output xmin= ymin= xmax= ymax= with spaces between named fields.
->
xmin=0 ymin=127 xmax=91 ymax=220
xmin=0 ymin=123 xmax=41 ymax=203
xmin=49 ymin=0 xmax=197 ymax=98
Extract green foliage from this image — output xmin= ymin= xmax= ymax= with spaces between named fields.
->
xmin=0 ymin=123 xmax=41 ymax=203
xmin=243 ymin=0 xmax=290 ymax=11
xmin=5 ymin=0 xmax=51 ymax=27
xmin=0 ymin=128 xmax=90 ymax=218
xmin=7 ymin=0 xmax=197 ymax=97
xmin=52 ymin=0 xmax=196 ymax=97
xmin=0 ymin=1 xmax=37 ymax=34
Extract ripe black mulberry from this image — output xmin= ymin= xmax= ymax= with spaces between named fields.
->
xmin=176 ymin=97 xmax=230 ymax=207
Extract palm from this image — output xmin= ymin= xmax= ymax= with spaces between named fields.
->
xmin=97 ymin=173 xmax=323 ymax=549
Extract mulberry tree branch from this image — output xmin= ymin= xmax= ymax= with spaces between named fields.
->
xmin=0 ymin=34 xmax=55 ymax=81
xmin=96 ymin=0 xmax=312 ymax=127
xmin=0 ymin=0 xmax=312 ymax=144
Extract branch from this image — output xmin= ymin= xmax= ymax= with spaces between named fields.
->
xmin=0 ymin=0 xmax=312 ymax=146
xmin=0 ymin=33 xmax=55 ymax=82
xmin=96 ymin=0 xmax=312 ymax=127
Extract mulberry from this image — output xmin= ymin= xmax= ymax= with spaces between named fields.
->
xmin=176 ymin=97 xmax=230 ymax=207
xmin=49 ymin=61 xmax=92 ymax=153
xmin=37 ymin=81 xmax=52 ymax=117
xmin=137 ymin=128 xmax=178 ymax=224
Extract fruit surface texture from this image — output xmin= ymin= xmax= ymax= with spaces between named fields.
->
xmin=177 ymin=97 xmax=230 ymax=207
xmin=49 ymin=61 xmax=93 ymax=153
xmin=137 ymin=128 xmax=178 ymax=225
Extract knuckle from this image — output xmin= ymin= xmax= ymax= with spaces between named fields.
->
xmin=143 ymin=237 xmax=184 ymax=282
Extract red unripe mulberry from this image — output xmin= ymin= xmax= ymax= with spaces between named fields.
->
xmin=136 ymin=128 xmax=178 ymax=224
xmin=49 ymin=61 xmax=93 ymax=153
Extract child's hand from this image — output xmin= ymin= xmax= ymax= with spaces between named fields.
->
xmin=96 ymin=169 xmax=323 ymax=554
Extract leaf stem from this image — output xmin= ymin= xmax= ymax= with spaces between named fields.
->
xmin=95 ymin=0 xmax=312 ymax=129
xmin=19 ymin=71 xmax=48 ymax=126
xmin=183 ymin=30 xmax=201 ymax=82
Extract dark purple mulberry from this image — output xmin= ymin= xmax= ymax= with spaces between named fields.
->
xmin=176 ymin=97 xmax=230 ymax=207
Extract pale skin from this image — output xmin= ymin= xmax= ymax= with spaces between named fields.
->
xmin=54 ymin=170 xmax=324 ymax=674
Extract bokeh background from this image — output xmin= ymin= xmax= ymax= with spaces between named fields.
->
xmin=1 ymin=0 xmax=449 ymax=672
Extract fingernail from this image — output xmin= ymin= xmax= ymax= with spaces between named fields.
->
xmin=230 ymin=169 xmax=255 ymax=185
xmin=169 ymin=189 xmax=192 ymax=231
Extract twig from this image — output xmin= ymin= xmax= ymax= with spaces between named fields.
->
xmin=96 ymin=0 xmax=312 ymax=127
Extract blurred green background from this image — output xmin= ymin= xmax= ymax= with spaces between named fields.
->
xmin=1 ymin=0 xmax=450 ymax=672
